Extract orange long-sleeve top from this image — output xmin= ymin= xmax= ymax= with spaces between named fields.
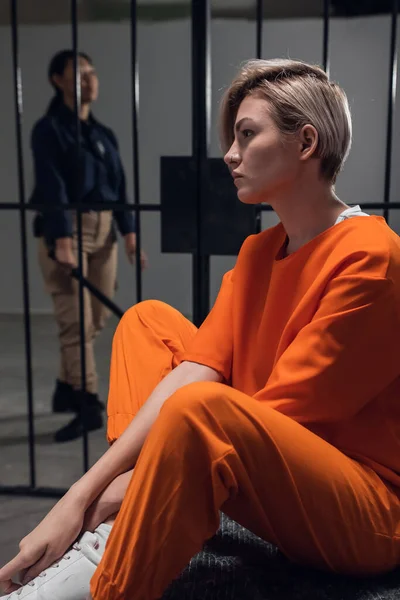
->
xmin=182 ymin=216 xmax=400 ymax=487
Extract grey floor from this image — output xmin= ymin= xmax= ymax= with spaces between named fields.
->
xmin=0 ymin=314 xmax=114 ymax=569
xmin=2 ymin=316 xmax=400 ymax=600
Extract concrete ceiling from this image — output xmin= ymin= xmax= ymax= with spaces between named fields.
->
xmin=0 ymin=0 xmax=394 ymax=25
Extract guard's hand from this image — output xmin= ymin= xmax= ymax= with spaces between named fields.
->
xmin=55 ymin=238 xmax=76 ymax=269
xmin=124 ymin=233 xmax=148 ymax=269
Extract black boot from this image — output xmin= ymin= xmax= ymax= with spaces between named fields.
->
xmin=52 ymin=380 xmax=105 ymax=414
xmin=54 ymin=391 xmax=104 ymax=443
xmin=52 ymin=380 xmax=75 ymax=413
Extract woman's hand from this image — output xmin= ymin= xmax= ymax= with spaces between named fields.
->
xmin=82 ymin=470 xmax=133 ymax=533
xmin=0 ymin=491 xmax=85 ymax=592
xmin=55 ymin=237 xmax=76 ymax=269
xmin=124 ymin=233 xmax=148 ymax=269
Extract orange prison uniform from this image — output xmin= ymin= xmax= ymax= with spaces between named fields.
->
xmin=91 ymin=216 xmax=400 ymax=600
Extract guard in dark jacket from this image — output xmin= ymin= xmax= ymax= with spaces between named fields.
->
xmin=31 ymin=49 xmax=147 ymax=443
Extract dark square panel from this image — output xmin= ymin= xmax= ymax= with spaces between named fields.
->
xmin=202 ymin=157 xmax=256 ymax=255
xmin=161 ymin=156 xmax=256 ymax=256
xmin=161 ymin=157 xmax=197 ymax=254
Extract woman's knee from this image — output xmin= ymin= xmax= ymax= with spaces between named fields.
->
xmin=117 ymin=300 xmax=188 ymax=343
xmin=119 ymin=300 xmax=175 ymax=329
xmin=161 ymin=381 xmax=231 ymax=423
xmin=152 ymin=382 xmax=237 ymax=458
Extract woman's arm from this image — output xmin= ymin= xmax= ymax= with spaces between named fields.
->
xmin=82 ymin=469 xmax=133 ymax=532
xmin=31 ymin=119 xmax=73 ymax=243
xmin=0 ymin=361 xmax=221 ymax=590
xmin=71 ymin=360 xmax=222 ymax=510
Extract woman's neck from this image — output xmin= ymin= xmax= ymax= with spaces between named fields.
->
xmin=63 ymin=97 xmax=90 ymax=121
xmin=270 ymin=177 xmax=348 ymax=256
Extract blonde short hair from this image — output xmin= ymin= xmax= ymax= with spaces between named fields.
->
xmin=220 ymin=59 xmax=352 ymax=183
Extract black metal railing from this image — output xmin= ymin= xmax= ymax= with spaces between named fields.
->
xmin=1 ymin=0 xmax=399 ymax=499
xmin=71 ymin=0 xmax=90 ymax=473
xmin=384 ymin=0 xmax=399 ymax=222
xmin=10 ymin=0 xmax=36 ymax=491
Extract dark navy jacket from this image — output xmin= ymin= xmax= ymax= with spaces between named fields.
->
xmin=30 ymin=104 xmax=136 ymax=242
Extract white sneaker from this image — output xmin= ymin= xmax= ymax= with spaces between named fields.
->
xmin=1 ymin=523 xmax=112 ymax=600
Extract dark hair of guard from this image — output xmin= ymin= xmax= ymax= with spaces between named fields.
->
xmin=46 ymin=49 xmax=93 ymax=116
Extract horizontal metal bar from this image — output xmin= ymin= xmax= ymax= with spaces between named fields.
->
xmin=260 ymin=202 xmax=400 ymax=211
xmin=0 ymin=485 xmax=66 ymax=499
xmin=0 ymin=202 xmax=161 ymax=212
xmin=0 ymin=202 xmax=398 ymax=212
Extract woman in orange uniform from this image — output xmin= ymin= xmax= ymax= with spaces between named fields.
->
xmin=2 ymin=59 xmax=400 ymax=600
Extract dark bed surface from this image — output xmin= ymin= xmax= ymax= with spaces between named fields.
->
xmin=163 ymin=513 xmax=400 ymax=600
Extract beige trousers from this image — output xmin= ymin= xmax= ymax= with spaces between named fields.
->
xmin=38 ymin=211 xmax=117 ymax=394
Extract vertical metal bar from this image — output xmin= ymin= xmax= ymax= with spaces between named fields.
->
xmin=256 ymin=0 xmax=263 ymax=59
xmin=191 ymin=0 xmax=211 ymax=326
xmin=10 ymin=0 xmax=37 ymax=489
xmin=322 ymin=0 xmax=330 ymax=75
xmin=255 ymin=0 xmax=263 ymax=234
xmin=384 ymin=0 xmax=398 ymax=222
xmin=130 ymin=0 xmax=143 ymax=302
xmin=71 ymin=0 xmax=89 ymax=472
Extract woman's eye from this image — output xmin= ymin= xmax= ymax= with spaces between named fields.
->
xmin=242 ymin=129 xmax=253 ymax=138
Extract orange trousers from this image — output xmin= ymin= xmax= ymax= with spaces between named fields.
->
xmin=90 ymin=300 xmax=400 ymax=600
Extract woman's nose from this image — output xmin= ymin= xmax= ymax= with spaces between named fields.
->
xmin=224 ymin=145 xmax=240 ymax=167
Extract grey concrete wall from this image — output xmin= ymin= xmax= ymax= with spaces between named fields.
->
xmin=0 ymin=15 xmax=398 ymax=316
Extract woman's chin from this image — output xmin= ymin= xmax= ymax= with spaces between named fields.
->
xmin=236 ymin=187 xmax=250 ymax=203
xmin=237 ymin=189 xmax=262 ymax=205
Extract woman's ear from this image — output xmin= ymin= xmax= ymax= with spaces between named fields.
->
xmin=299 ymin=124 xmax=319 ymax=161
xmin=51 ymin=74 xmax=64 ymax=93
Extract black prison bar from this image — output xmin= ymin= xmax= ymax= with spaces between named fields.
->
xmin=10 ymin=0 xmax=37 ymax=490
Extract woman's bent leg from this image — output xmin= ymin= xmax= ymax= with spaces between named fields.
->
xmin=91 ymin=382 xmax=400 ymax=600
xmin=106 ymin=299 xmax=198 ymax=444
